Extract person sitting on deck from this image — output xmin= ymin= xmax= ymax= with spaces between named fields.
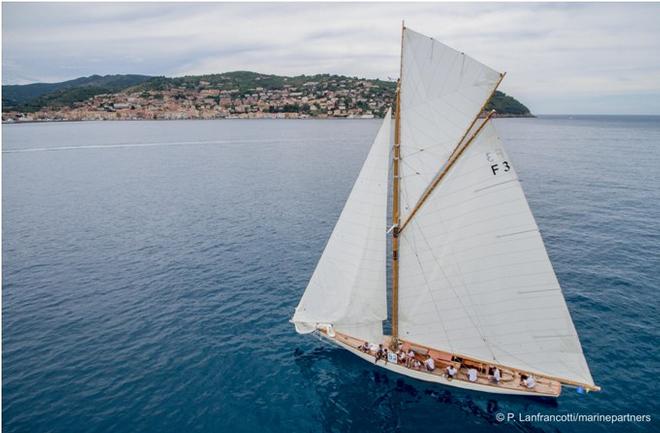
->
xmin=424 ymin=356 xmax=435 ymax=372
xmin=375 ymin=344 xmax=384 ymax=363
xmin=491 ymin=367 xmax=501 ymax=384
xmin=446 ymin=365 xmax=457 ymax=379
xmin=467 ymin=368 xmax=478 ymax=382
xmin=397 ymin=350 xmax=406 ymax=364
xmin=383 ymin=348 xmax=389 ymax=364
xmin=523 ymin=375 xmax=536 ymax=389
xmin=359 ymin=342 xmax=369 ymax=352
xmin=406 ymin=350 xmax=415 ymax=368
xmin=520 ymin=374 xmax=528 ymax=386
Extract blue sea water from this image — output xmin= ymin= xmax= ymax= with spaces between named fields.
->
xmin=3 ymin=117 xmax=659 ymax=433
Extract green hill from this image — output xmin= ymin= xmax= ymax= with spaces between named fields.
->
xmin=2 ymin=72 xmax=532 ymax=117
xmin=2 ymin=74 xmax=152 ymax=109
xmin=487 ymin=91 xmax=531 ymax=116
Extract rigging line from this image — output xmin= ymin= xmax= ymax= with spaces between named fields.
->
xmin=399 ymin=154 xmax=434 ymax=180
xmin=398 ymin=163 xmax=417 ymax=216
xmin=407 ymin=109 xmax=486 ymax=158
xmin=399 ymin=110 xmax=497 ymax=234
xmin=411 ymin=215 xmax=498 ymax=361
xmin=420 ymin=212 xmax=582 ymax=377
xmin=409 ymin=182 xmax=547 ymax=346
xmin=399 ymin=72 xmax=506 ymax=229
xmin=450 ymin=253 xmax=495 ymax=355
xmin=476 ymin=337 xmax=556 ymax=377
xmin=400 ymin=220 xmax=454 ymax=353
xmin=402 ymin=146 xmax=453 ymax=169
xmin=402 ymin=140 xmax=453 ymax=159
xmin=398 ymin=142 xmax=455 ymax=182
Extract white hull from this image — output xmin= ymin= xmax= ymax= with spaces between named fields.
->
xmin=323 ymin=333 xmax=559 ymax=397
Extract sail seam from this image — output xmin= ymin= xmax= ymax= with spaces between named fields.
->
xmin=473 ymin=178 xmax=518 ymax=192
xmin=409 ymin=217 xmax=497 ymax=360
xmin=497 ymin=229 xmax=539 ymax=238
xmin=401 ymin=219 xmax=455 ymax=352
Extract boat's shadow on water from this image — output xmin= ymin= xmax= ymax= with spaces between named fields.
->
xmin=294 ymin=345 xmax=559 ymax=433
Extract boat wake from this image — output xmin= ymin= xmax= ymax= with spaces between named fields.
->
xmin=2 ymin=137 xmax=326 ymax=154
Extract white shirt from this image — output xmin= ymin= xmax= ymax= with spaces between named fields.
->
xmin=493 ymin=369 xmax=501 ymax=381
xmin=425 ymin=357 xmax=435 ymax=370
xmin=525 ymin=376 xmax=536 ymax=388
xmin=447 ymin=366 xmax=457 ymax=376
xmin=468 ymin=368 xmax=478 ymax=382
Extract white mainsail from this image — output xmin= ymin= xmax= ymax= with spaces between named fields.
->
xmin=292 ymin=110 xmax=391 ymax=343
xmin=397 ymin=29 xmax=594 ymax=385
xmin=398 ymin=123 xmax=594 ymax=385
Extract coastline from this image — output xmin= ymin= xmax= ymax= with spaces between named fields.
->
xmin=2 ymin=113 xmax=536 ymax=124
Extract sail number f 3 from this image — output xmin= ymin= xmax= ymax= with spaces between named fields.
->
xmin=486 ymin=150 xmax=511 ymax=175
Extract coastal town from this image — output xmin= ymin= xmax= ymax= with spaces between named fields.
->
xmin=3 ymin=72 xmax=532 ymax=122
xmin=2 ymin=75 xmax=395 ymax=122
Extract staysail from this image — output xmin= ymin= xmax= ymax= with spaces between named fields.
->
xmin=292 ymin=109 xmax=392 ymax=343
xmin=397 ymin=28 xmax=594 ymax=385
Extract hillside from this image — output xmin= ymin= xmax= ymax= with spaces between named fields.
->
xmin=2 ymin=74 xmax=151 ymax=109
xmin=2 ymin=72 xmax=532 ymax=120
xmin=488 ymin=90 xmax=530 ymax=116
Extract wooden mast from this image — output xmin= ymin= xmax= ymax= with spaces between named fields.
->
xmin=391 ymin=21 xmax=404 ymax=341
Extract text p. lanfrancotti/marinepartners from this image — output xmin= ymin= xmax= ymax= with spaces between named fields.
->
xmin=495 ymin=412 xmax=652 ymax=424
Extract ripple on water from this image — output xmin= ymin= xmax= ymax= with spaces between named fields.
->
xmin=3 ymin=118 xmax=660 ymax=433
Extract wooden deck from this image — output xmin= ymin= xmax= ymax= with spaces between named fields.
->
xmin=332 ymin=332 xmax=562 ymax=397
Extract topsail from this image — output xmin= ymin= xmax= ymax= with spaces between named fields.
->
xmin=398 ymin=28 xmax=503 ymax=221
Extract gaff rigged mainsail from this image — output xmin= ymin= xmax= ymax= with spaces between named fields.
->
xmin=396 ymin=29 xmax=594 ymax=386
xmin=397 ymin=121 xmax=595 ymax=386
xmin=292 ymin=109 xmax=392 ymax=343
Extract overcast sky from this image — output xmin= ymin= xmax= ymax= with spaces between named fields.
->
xmin=3 ymin=2 xmax=660 ymax=114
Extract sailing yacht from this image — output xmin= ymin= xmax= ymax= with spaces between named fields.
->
xmin=292 ymin=25 xmax=599 ymax=397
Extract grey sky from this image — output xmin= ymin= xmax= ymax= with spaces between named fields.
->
xmin=3 ymin=2 xmax=660 ymax=114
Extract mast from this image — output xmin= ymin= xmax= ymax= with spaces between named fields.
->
xmin=391 ymin=21 xmax=404 ymax=341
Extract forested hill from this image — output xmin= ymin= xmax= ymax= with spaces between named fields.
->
xmin=2 ymin=75 xmax=151 ymax=108
xmin=2 ymin=71 xmax=532 ymax=118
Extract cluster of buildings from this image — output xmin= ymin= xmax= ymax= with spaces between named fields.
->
xmin=3 ymin=78 xmax=395 ymax=122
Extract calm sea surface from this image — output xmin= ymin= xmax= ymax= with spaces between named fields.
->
xmin=3 ymin=117 xmax=659 ymax=433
